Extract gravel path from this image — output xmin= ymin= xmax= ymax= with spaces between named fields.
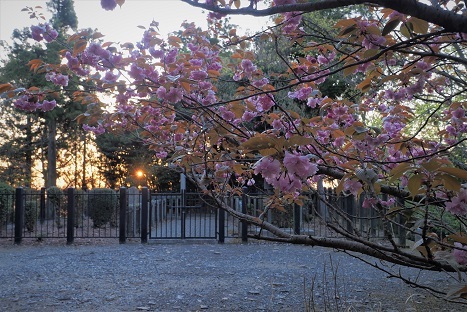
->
xmin=0 ymin=241 xmax=463 ymax=311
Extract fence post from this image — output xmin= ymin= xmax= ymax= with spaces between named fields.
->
xmin=345 ymin=194 xmax=355 ymax=233
xmin=40 ymin=187 xmax=46 ymax=224
xmin=67 ymin=188 xmax=75 ymax=245
xmin=241 ymin=187 xmax=248 ymax=242
xmin=141 ymin=187 xmax=149 ymax=244
xmin=218 ymin=206 xmax=225 ymax=243
xmin=14 ymin=188 xmax=24 ymax=245
xmin=293 ymin=204 xmax=301 ymax=235
xmin=119 ymin=187 xmax=127 ymax=244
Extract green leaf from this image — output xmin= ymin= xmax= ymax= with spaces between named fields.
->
xmin=284 ymin=135 xmax=313 ymax=147
xmin=447 ymin=234 xmax=467 ymax=245
xmin=410 ymin=17 xmax=429 ymax=34
xmin=400 ymin=22 xmax=413 ymax=38
xmin=408 ymin=174 xmax=423 ymax=197
xmin=438 ymin=167 xmax=467 ymax=180
xmin=339 ymin=25 xmax=356 ymax=37
xmin=363 ymin=49 xmax=379 ymax=59
xmin=382 ymin=19 xmax=401 ymax=36
xmin=259 ymin=148 xmax=278 ymax=157
xmin=343 ymin=64 xmax=358 ymax=76
xmin=421 ymin=159 xmax=442 ymax=172
xmin=389 ymin=163 xmax=412 ymax=183
xmin=241 ymin=135 xmax=276 ymax=151
xmin=440 ymin=174 xmax=461 ymax=192
xmin=336 ymin=178 xmax=345 ymax=195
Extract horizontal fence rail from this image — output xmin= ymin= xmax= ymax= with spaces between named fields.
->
xmin=0 ymin=187 xmax=405 ymax=245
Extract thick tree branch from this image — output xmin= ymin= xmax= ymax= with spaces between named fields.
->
xmin=181 ymin=0 xmax=467 ymax=33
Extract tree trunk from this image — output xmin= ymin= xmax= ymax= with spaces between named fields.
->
xmin=24 ymin=115 xmax=33 ymax=188
xmin=46 ymin=118 xmax=57 ymax=188
xmin=82 ymin=130 xmax=87 ymax=190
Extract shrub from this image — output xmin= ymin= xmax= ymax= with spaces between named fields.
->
xmin=88 ymin=188 xmax=118 ymax=228
xmin=74 ymin=189 xmax=87 ymax=227
xmin=0 ymin=182 xmax=14 ymax=231
xmin=24 ymin=200 xmax=38 ymax=232
xmin=47 ymin=186 xmax=65 ymax=228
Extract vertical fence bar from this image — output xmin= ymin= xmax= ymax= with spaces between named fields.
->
xmin=67 ymin=188 xmax=75 ymax=245
xmin=119 ymin=187 xmax=127 ymax=244
xmin=141 ymin=187 xmax=149 ymax=243
xmin=294 ymin=204 xmax=301 ymax=235
xmin=40 ymin=187 xmax=46 ymax=224
xmin=181 ymin=190 xmax=186 ymax=239
xmin=14 ymin=188 xmax=24 ymax=245
xmin=218 ymin=207 xmax=225 ymax=243
xmin=241 ymin=188 xmax=248 ymax=242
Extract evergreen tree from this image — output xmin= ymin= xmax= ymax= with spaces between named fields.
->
xmin=0 ymin=0 xmax=84 ymax=187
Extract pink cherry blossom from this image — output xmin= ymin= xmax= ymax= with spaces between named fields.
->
xmin=253 ymin=157 xmax=281 ymax=182
xmin=283 ymin=152 xmax=318 ymax=179
xmin=30 ymin=23 xmax=58 ymax=43
xmin=83 ymin=124 xmax=105 ymax=135
xmin=156 ymin=151 xmax=168 ymax=159
xmin=45 ymin=72 xmax=69 ymax=87
xmin=103 ymin=71 xmax=119 ymax=83
xmin=222 ymin=110 xmax=236 ymax=121
xmin=40 ymin=100 xmax=57 ymax=112
xmin=190 ymin=70 xmax=208 ymax=81
xmin=257 ymin=95 xmax=275 ymax=111
xmin=14 ymin=95 xmax=39 ymax=112
xmin=282 ymin=12 xmax=302 ymax=34
xmin=445 ymin=189 xmax=467 ymax=216
xmin=343 ymin=179 xmax=363 ymax=197
xmin=241 ymin=59 xmax=256 ymax=75
xmin=101 ymin=0 xmax=117 ymax=11
xmin=242 ymin=111 xmax=256 ymax=122
xmin=452 ymin=242 xmax=467 ymax=265
xmin=452 ymin=107 xmax=465 ymax=119
xmin=276 ymin=174 xmax=302 ymax=193
xmin=362 ymin=198 xmax=377 ymax=209
xmin=165 ymin=87 xmax=183 ymax=103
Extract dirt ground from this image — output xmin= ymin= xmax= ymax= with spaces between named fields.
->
xmin=0 ymin=239 xmax=465 ymax=311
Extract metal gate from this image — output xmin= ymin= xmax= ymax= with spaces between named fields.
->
xmin=149 ymin=192 xmax=218 ymax=239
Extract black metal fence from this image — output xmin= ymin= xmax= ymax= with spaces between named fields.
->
xmin=0 ymin=187 xmax=404 ymax=245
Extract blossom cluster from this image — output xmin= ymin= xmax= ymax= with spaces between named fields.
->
xmin=30 ymin=23 xmax=58 ymax=43
xmin=14 ymin=95 xmax=56 ymax=112
xmin=253 ymin=152 xmax=318 ymax=193
xmin=452 ymin=242 xmax=467 ymax=266
xmin=445 ymin=189 xmax=467 ymax=216
xmin=45 ymin=72 xmax=69 ymax=87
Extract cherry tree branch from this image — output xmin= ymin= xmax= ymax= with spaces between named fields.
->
xmin=181 ymin=0 xmax=467 ymax=33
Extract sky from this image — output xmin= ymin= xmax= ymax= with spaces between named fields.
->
xmin=0 ymin=0 xmax=271 ymax=45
